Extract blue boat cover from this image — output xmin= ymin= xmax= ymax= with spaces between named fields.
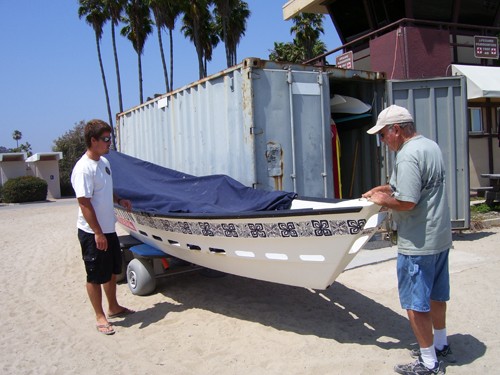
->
xmin=106 ymin=150 xmax=297 ymax=215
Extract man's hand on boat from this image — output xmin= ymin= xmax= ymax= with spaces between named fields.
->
xmin=117 ymin=198 xmax=132 ymax=212
xmin=362 ymin=186 xmax=415 ymax=212
xmin=362 ymin=186 xmax=391 ymax=210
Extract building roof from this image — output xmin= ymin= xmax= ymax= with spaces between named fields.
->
xmin=0 ymin=153 xmax=26 ymax=162
xmin=25 ymin=152 xmax=63 ymax=162
xmin=283 ymin=0 xmax=500 ymax=43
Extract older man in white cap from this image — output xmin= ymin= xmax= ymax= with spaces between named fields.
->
xmin=363 ymin=105 xmax=454 ymax=375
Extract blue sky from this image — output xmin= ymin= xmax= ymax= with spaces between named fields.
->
xmin=0 ymin=1 xmax=340 ymax=153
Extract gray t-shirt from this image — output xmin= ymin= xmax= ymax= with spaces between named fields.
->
xmin=390 ymin=135 xmax=452 ymax=255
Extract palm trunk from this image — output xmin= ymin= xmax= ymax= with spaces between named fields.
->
xmin=111 ymin=23 xmax=124 ymax=113
xmin=95 ymin=33 xmax=116 ymax=149
xmin=193 ymin=24 xmax=204 ymax=79
xmin=169 ymin=28 xmax=174 ymax=92
xmin=138 ymin=52 xmax=143 ymax=104
xmin=232 ymin=49 xmax=237 ymax=67
xmin=156 ymin=24 xmax=170 ymax=93
xmin=223 ymin=21 xmax=231 ymax=68
xmin=218 ymin=0 xmax=231 ymax=68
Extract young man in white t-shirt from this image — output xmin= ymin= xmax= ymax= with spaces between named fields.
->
xmin=71 ymin=119 xmax=134 ymax=335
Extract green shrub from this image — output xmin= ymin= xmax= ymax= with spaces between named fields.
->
xmin=470 ymin=203 xmax=500 ymax=214
xmin=60 ymin=180 xmax=75 ymax=197
xmin=2 ymin=176 xmax=48 ymax=203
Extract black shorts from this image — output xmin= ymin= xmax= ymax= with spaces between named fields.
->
xmin=78 ymin=229 xmax=122 ymax=284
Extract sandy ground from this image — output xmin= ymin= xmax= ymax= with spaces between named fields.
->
xmin=0 ymin=198 xmax=499 ymax=375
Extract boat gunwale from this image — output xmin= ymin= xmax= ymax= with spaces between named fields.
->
xmin=115 ymin=205 xmax=365 ymax=221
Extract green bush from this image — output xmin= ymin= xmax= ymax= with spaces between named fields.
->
xmin=470 ymin=203 xmax=500 ymax=214
xmin=2 ymin=176 xmax=48 ymax=203
xmin=60 ymin=180 xmax=75 ymax=197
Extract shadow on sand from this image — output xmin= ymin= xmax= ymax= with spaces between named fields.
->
xmin=452 ymin=230 xmax=497 ymax=242
xmin=116 ymin=272 xmax=486 ymax=366
xmin=117 ymin=273 xmax=413 ymax=348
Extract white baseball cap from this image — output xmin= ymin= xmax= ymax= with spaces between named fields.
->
xmin=367 ymin=105 xmax=414 ymax=134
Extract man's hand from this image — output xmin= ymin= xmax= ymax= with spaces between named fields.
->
xmin=94 ymin=233 xmax=108 ymax=251
xmin=118 ymin=199 xmax=132 ymax=212
xmin=366 ymin=191 xmax=391 ymax=206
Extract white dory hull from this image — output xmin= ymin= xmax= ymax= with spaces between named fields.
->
xmin=115 ymin=198 xmax=386 ymax=290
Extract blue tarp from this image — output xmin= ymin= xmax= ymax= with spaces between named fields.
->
xmin=106 ymin=150 xmax=297 ymax=215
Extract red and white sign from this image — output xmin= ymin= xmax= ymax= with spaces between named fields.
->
xmin=336 ymin=51 xmax=354 ymax=69
xmin=474 ymin=36 xmax=499 ymax=59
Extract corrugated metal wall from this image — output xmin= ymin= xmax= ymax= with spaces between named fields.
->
xmin=387 ymin=76 xmax=470 ymax=229
xmin=117 ymin=60 xmax=336 ymax=197
xmin=117 ymin=65 xmax=256 ymax=186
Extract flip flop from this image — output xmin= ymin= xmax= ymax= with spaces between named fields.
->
xmin=96 ymin=323 xmax=115 ymax=335
xmin=108 ymin=307 xmax=135 ymax=319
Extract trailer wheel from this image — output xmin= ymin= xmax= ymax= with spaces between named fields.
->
xmin=127 ymin=258 xmax=156 ymax=296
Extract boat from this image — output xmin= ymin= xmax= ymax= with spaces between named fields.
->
xmin=114 ymin=199 xmax=386 ymax=290
xmin=109 ymin=151 xmax=387 ymax=290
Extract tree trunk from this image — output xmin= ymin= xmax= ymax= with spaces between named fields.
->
xmin=156 ymin=24 xmax=170 ymax=93
xmin=138 ymin=52 xmax=143 ymax=104
xmin=193 ymin=24 xmax=204 ymax=79
xmin=111 ymin=23 xmax=123 ymax=113
xmin=169 ymin=28 xmax=174 ymax=92
xmin=95 ymin=32 xmax=116 ymax=149
xmin=223 ymin=20 xmax=231 ymax=68
xmin=232 ymin=50 xmax=237 ymax=67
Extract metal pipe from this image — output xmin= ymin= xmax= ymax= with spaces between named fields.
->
xmin=486 ymin=98 xmax=494 ymax=173
xmin=246 ymin=65 xmax=259 ymax=190
xmin=317 ymin=72 xmax=328 ymax=197
xmin=287 ymin=69 xmax=298 ymax=193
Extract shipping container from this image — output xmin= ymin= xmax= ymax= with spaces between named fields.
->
xmin=116 ymin=58 xmax=469 ymax=229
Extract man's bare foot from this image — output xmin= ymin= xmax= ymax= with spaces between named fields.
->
xmin=96 ymin=323 xmax=115 ymax=335
xmin=108 ymin=307 xmax=135 ymax=319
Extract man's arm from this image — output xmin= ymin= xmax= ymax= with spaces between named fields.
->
xmin=362 ymin=184 xmax=393 ymax=198
xmin=77 ymin=197 xmax=108 ymax=250
xmin=363 ymin=184 xmax=416 ymax=211
xmin=367 ymin=192 xmax=416 ymax=211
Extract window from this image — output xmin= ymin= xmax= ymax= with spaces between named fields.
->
xmin=469 ymin=108 xmax=483 ymax=133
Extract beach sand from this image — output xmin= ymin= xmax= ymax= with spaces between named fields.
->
xmin=0 ymin=199 xmax=499 ymax=374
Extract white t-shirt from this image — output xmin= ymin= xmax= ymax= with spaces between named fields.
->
xmin=71 ymin=154 xmax=117 ymax=234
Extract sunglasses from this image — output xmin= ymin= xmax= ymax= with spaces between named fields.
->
xmin=99 ymin=136 xmax=111 ymax=142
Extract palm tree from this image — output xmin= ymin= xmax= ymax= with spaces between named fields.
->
xmin=12 ymin=130 xmax=22 ymax=148
xmin=213 ymin=0 xmax=250 ymax=68
xmin=149 ymin=0 xmax=170 ymax=92
xmin=224 ymin=0 xmax=250 ymax=66
xmin=269 ymin=41 xmax=304 ymax=63
xmin=290 ymin=13 xmax=324 ymax=61
xmin=162 ymin=0 xmax=182 ymax=91
xmin=78 ymin=0 xmax=116 ymax=148
xmin=104 ymin=0 xmax=127 ymax=113
xmin=121 ymin=0 xmax=153 ymax=104
xmin=201 ymin=19 xmax=220 ymax=76
xmin=181 ymin=0 xmax=214 ymax=79
xmin=213 ymin=0 xmax=231 ymax=67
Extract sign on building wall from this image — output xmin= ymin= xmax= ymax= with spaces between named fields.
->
xmin=336 ymin=51 xmax=353 ymax=69
xmin=474 ymin=36 xmax=499 ymax=59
